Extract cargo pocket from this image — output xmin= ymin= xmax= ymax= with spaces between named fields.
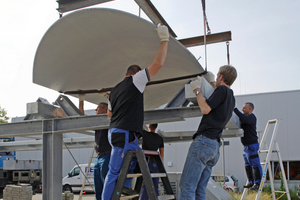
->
xmin=111 ymin=132 xmax=125 ymax=148
xmin=129 ymin=131 xmax=135 ymax=143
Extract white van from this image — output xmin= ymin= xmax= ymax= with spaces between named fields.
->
xmin=62 ymin=163 xmax=94 ymax=193
xmin=210 ymin=174 xmax=239 ymax=192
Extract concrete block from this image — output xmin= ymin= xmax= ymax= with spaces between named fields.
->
xmin=3 ymin=184 xmax=32 ymax=200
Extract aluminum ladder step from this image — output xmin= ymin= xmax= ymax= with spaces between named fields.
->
xmin=127 ymin=173 xmax=167 ymax=178
xmin=158 ymin=195 xmax=175 ymax=200
xmin=259 ymin=150 xmax=278 ymax=153
xmin=120 ymin=193 xmax=175 ymax=200
xmin=120 ymin=194 xmax=140 ymax=199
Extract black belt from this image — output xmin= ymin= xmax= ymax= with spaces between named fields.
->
xmin=96 ymin=151 xmax=111 ymax=157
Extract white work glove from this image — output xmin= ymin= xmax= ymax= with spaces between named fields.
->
xmin=78 ymin=94 xmax=86 ymax=101
xmin=190 ymin=76 xmax=202 ymax=92
xmin=156 ymin=23 xmax=169 ymax=42
xmin=96 ymin=88 xmax=110 ymax=98
xmin=98 ymin=92 xmax=110 ymax=99
xmin=203 ymin=71 xmax=215 ymax=83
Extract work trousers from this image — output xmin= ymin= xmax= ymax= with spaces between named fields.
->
xmin=102 ymin=128 xmax=141 ymax=200
xmin=179 ymin=135 xmax=220 ymax=200
xmin=243 ymin=143 xmax=263 ymax=184
xmin=140 ymin=160 xmax=160 ymax=200
xmin=94 ymin=153 xmax=110 ymax=200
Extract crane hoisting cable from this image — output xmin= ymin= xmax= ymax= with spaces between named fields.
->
xmin=201 ymin=0 xmax=207 ymax=72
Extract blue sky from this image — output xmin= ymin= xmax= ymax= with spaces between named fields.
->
xmin=1 ymin=0 xmax=300 ymax=119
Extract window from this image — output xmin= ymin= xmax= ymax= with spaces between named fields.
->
xmin=231 ymin=175 xmax=238 ymax=182
xmin=266 ymin=161 xmax=286 ymax=180
xmin=288 ymin=161 xmax=300 ymax=180
xmin=71 ymin=167 xmax=80 ymax=177
xmin=273 ymin=161 xmax=287 ymax=180
xmin=265 ymin=161 xmax=300 ymax=181
xmin=211 ymin=175 xmax=229 ymax=182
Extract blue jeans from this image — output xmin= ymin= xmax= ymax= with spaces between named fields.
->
xmin=179 ymin=135 xmax=220 ymax=200
xmin=140 ymin=160 xmax=159 ymax=200
xmin=94 ymin=153 xmax=110 ymax=200
xmin=243 ymin=143 xmax=263 ymax=184
xmin=102 ymin=128 xmax=141 ymax=200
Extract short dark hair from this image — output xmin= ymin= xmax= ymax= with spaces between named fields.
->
xmin=245 ymin=102 xmax=254 ymax=110
xmin=98 ymin=102 xmax=108 ymax=109
xmin=218 ymin=65 xmax=237 ymax=86
xmin=126 ymin=65 xmax=142 ymax=75
xmin=149 ymin=124 xmax=158 ymax=130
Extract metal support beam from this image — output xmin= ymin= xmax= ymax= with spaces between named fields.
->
xmin=54 ymin=95 xmax=83 ymax=116
xmin=0 ymin=102 xmax=239 ymax=139
xmin=134 ymin=0 xmax=177 ymax=37
xmin=42 ymin=120 xmax=63 ymax=200
xmin=178 ymin=31 xmax=232 ymax=48
xmin=0 ymin=137 xmax=95 ymax=152
xmin=0 ymin=107 xmax=202 ymax=137
xmin=165 ymin=80 xmax=191 ymax=108
xmin=56 ymin=0 xmax=114 ymax=13
xmin=0 ymin=128 xmax=243 ymax=152
xmin=144 ymin=107 xmax=201 ymax=125
xmin=24 ymin=102 xmax=66 ymax=120
xmin=24 ymin=97 xmax=65 ymax=120
xmin=0 ymin=114 xmax=109 ymax=137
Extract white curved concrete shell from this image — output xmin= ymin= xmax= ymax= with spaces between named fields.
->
xmin=33 ymin=8 xmax=203 ymax=110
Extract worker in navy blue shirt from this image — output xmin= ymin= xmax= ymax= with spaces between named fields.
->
xmin=140 ymin=123 xmax=164 ymax=200
xmin=179 ymin=65 xmax=237 ymax=200
xmin=102 ymin=23 xmax=169 ymax=200
xmin=78 ymin=95 xmax=111 ymax=200
xmin=234 ymin=102 xmax=262 ymax=190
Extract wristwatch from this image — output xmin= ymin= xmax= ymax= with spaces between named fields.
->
xmin=195 ymin=90 xmax=201 ymax=96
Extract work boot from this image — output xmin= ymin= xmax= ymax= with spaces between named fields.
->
xmin=250 ymin=183 xmax=260 ymax=191
xmin=243 ymin=182 xmax=254 ymax=188
xmin=122 ymin=187 xmax=137 ymax=195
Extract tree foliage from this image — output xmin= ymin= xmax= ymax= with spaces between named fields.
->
xmin=0 ymin=106 xmax=9 ymax=123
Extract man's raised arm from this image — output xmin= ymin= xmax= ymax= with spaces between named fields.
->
xmin=147 ymin=24 xmax=169 ymax=79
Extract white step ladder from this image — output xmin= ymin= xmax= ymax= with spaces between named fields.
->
xmin=78 ymin=148 xmax=96 ymax=200
xmin=241 ymin=119 xmax=290 ymax=200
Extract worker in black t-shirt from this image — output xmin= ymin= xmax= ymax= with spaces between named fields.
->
xmin=179 ymin=66 xmax=237 ymax=200
xmin=140 ymin=123 xmax=164 ymax=200
xmin=79 ymin=95 xmax=111 ymax=200
xmin=102 ymin=24 xmax=169 ymax=200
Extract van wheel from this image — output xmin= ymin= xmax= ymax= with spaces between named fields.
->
xmin=63 ymin=185 xmax=72 ymax=193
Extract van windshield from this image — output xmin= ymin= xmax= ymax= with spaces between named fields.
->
xmin=71 ymin=167 xmax=80 ymax=176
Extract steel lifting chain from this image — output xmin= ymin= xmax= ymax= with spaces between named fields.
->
xmin=201 ymin=0 xmax=211 ymax=34
xmin=201 ymin=0 xmax=209 ymax=71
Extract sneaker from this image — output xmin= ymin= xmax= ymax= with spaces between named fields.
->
xmin=243 ymin=182 xmax=254 ymax=188
xmin=250 ymin=183 xmax=260 ymax=191
xmin=122 ymin=187 xmax=137 ymax=195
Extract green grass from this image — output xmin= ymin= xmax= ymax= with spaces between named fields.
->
xmin=228 ymin=186 xmax=300 ymax=200
xmin=229 ymin=190 xmax=273 ymax=200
